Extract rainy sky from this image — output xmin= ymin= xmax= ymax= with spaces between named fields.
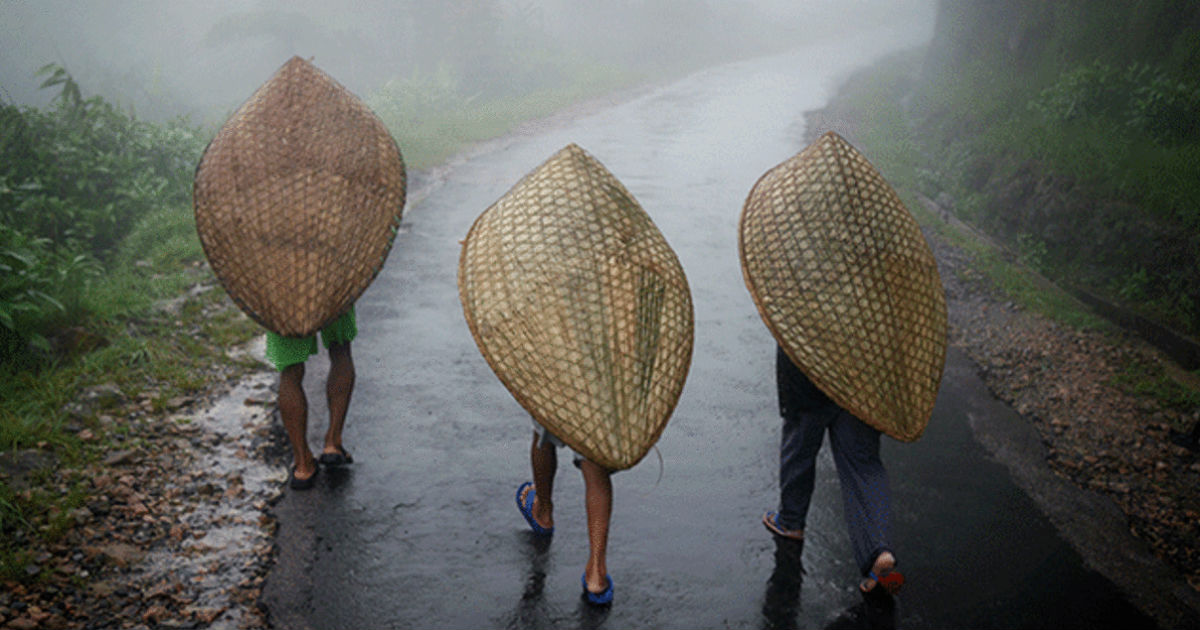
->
xmin=0 ymin=0 xmax=936 ymax=122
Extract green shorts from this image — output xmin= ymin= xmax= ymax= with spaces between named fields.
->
xmin=265 ymin=307 xmax=357 ymax=371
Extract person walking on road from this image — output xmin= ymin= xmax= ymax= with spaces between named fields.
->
xmin=763 ymin=344 xmax=903 ymax=596
xmin=192 ymin=56 xmax=407 ymax=493
xmin=459 ymin=144 xmax=694 ymax=608
xmin=267 ymin=309 xmax=359 ymax=490
xmin=739 ymin=131 xmax=948 ymax=599
xmin=516 ymin=422 xmax=615 ymax=605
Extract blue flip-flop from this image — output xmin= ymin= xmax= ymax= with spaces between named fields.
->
xmin=515 ymin=481 xmax=553 ymax=536
xmin=762 ymin=511 xmax=804 ymax=541
xmin=581 ymin=573 xmax=613 ymax=606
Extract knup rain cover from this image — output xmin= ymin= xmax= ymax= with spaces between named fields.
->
xmin=194 ymin=56 xmax=406 ymax=337
xmin=739 ymin=131 xmax=947 ymax=441
xmin=459 ymin=144 xmax=694 ymax=470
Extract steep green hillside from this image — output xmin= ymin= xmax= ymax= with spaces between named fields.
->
xmin=911 ymin=1 xmax=1200 ymax=341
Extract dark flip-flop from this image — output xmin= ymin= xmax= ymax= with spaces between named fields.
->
xmin=318 ymin=446 xmax=354 ymax=467
xmin=289 ymin=461 xmax=319 ymax=490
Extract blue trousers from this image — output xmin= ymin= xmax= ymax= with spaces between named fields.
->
xmin=775 ymin=346 xmax=893 ymax=575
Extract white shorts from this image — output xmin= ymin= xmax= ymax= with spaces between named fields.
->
xmin=531 ymin=419 xmax=584 ymax=464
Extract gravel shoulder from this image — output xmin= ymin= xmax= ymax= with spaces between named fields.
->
xmin=924 ymin=215 xmax=1200 ymax=628
xmin=0 ymin=335 xmax=283 ymax=630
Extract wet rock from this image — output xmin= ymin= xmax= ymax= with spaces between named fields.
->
xmin=86 ymin=543 xmax=145 ymax=568
xmin=0 ymin=449 xmax=57 ymax=492
xmin=102 ymin=450 xmax=138 ymax=466
xmin=81 ymin=383 xmax=124 ymax=409
xmin=187 ymin=607 xmax=225 ymax=624
xmin=6 ymin=616 xmax=38 ymax=630
xmin=142 ymin=604 xmax=169 ymax=624
xmin=164 ymin=396 xmax=194 ymax=411
xmin=155 ymin=295 xmax=187 ymax=316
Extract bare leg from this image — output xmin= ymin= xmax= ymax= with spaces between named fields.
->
xmin=526 ymin=432 xmax=557 ymax=530
xmin=580 ymin=459 xmax=612 ymax=593
xmin=323 ymin=342 xmax=355 ymax=455
xmin=279 ymin=362 xmax=315 ymax=479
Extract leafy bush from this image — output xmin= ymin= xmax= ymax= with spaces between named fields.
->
xmin=0 ymin=65 xmax=203 ymax=367
xmin=1030 ymin=61 xmax=1200 ymax=145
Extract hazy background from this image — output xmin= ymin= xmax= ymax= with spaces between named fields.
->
xmin=1 ymin=0 xmax=937 ymax=124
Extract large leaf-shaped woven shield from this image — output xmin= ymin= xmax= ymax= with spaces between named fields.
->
xmin=194 ymin=56 xmax=406 ymax=337
xmin=739 ymin=131 xmax=947 ymax=442
xmin=459 ymin=144 xmax=694 ymax=470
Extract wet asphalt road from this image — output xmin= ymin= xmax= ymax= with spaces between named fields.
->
xmin=260 ymin=37 xmax=1163 ymax=630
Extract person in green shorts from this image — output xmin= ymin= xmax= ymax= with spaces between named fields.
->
xmin=265 ymin=306 xmax=358 ymax=490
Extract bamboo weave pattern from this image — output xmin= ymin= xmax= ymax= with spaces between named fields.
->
xmin=194 ymin=56 xmax=406 ymax=337
xmin=459 ymin=144 xmax=694 ymax=470
xmin=739 ymin=131 xmax=947 ymax=442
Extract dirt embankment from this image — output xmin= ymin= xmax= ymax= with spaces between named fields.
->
xmin=803 ymin=109 xmax=1200 ymax=598
xmin=0 ymin=299 xmax=282 ymax=630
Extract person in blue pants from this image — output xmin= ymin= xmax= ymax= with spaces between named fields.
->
xmin=762 ymin=345 xmax=904 ymax=596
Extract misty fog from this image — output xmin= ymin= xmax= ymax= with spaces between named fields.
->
xmin=1 ymin=0 xmax=935 ymax=126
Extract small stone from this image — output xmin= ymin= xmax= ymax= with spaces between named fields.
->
xmin=85 ymin=543 xmax=145 ymax=568
xmin=6 ymin=616 xmax=38 ymax=630
xmin=188 ymin=607 xmax=225 ymax=624
xmin=68 ymin=507 xmax=92 ymax=525
xmin=102 ymin=450 xmax=137 ymax=466
xmin=84 ymin=383 xmax=124 ymax=407
xmin=142 ymin=604 xmax=169 ymax=624
xmin=164 ymin=396 xmax=194 ymax=411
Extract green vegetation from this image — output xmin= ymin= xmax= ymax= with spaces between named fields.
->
xmin=1 ymin=65 xmax=205 ymax=364
xmin=823 ymin=49 xmax=1110 ymax=333
xmin=1111 ymin=359 xmax=1200 ymax=413
xmin=370 ymin=61 xmax=630 ymax=170
xmin=826 ymin=36 xmax=1200 ymax=412
xmin=906 ymin=3 xmax=1200 ymax=339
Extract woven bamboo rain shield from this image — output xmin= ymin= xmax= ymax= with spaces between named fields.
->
xmin=194 ymin=56 xmax=406 ymax=337
xmin=739 ymin=131 xmax=947 ymax=442
xmin=458 ymin=144 xmax=694 ymax=471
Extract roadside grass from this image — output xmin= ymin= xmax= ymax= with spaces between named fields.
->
xmin=829 ymin=50 xmax=1200 ymax=409
xmin=833 ymin=50 xmax=1108 ymax=332
xmin=1111 ymin=359 xmax=1200 ymax=414
xmin=372 ymin=63 xmax=633 ymax=170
